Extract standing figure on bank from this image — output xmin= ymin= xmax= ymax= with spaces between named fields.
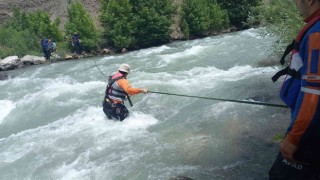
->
xmin=48 ymin=39 xmax=57 ymax=57
xmin=103 ymin=64 xmax=148 ymax=121
xmin=269 ymin=0 xmax=320 ymax=179
xmin=40 ymin=36 xmax=50 ymax=61
xmin=71 ymin=32 xmax=82 ymax=54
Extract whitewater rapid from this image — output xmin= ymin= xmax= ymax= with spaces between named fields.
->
xmin=0 ymin=28 xmax=288 ymax=180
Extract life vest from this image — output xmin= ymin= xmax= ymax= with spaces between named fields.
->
xmin=104 ymin=73 xmax=128 ymax=103
xmin=272 ymin=15 xmax=320 ymax=109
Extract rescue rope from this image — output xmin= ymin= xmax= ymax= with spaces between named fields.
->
xmin=94 ymin=58 xmax=108 ymax=79
xmin=148 ymin=91 xmax=289 ymax=108
xmin=93 ymin=61 xmax=288 ymax=109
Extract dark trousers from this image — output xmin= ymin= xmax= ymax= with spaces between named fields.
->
xmin=269 ymin=152 xmax=320 ymax=180
xmin=73 ymin=43 xmax=82 ymax=54
xmin=43 ymin=48 xmax=50 ymax=60
xmin=102 ymin=100 xmax=129 ymax=121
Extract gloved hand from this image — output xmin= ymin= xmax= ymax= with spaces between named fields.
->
xmin=140 ymin=88 xmax=148 ymax=94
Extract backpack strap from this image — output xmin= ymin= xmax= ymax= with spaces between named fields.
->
xmin=272 ymin=67 xmax=289 ymax=82
xmin=280 ymin=40 xmax=295 ymax=65
xmin=272 ymin=15 xmax=320 ymax=82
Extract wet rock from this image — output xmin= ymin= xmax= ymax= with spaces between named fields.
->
xmin=0 ymin=56 xmax=20 ymax=65
xmin=0 ymin=56 xmax=21 ymax=71
xmin=64 ymin=54 xmax=78 ymax=60
xmin=121 ymin=48 xmax=127 ymax=53
xmin=21 ymin=55 xmax=46 ymax=65
xmin=101 ymin=48 xmax=111 ymax=54
xmin=0 ymin=63 xmax=15 ymax=71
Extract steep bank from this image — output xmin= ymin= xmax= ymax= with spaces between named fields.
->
xmin=0 ymin=0 xmax=183 ymax=39
xmin=0 ymin=0 xmax=101 ymax=28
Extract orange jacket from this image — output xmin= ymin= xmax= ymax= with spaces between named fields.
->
xmin=113 ymin=78 xmax=141 ymax=103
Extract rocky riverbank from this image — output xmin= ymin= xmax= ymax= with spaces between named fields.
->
xmin=0 ymin=50 xmax=113 ymax=72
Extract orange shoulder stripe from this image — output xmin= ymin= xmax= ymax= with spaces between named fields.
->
xmin=287 ymin=92 xmax=319 ymax=145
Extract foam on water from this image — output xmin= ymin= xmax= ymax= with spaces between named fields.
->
xmin=239 ymin=28 xmax=264 ymax=39
xmin=0 ymin=28 xmax=281 ymax=179
xmin=16 ymin=78 xmax=104 ymax=106
xmin=135 ymin=45 xmax=172 ymax=56
xmin=0 ymin=106 xmax=158 ymax=178
xmin=135 ymin=65 xmax=276 ymax=94
xmin=0 ymin=100 xmax=15 ymax=124
xmin=157 ymin=45 xmax=204 ymax=67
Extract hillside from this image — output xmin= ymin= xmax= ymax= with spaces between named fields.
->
xmin=0 ymin=0 xmax=183 ymax=39
xmin=0 ymin=0 xmax=101 ymax=28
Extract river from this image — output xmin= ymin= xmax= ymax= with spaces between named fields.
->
xmin=0 ymin=28 xmax=290 ymax=180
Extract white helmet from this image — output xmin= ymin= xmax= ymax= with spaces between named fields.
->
xmin=118 ymin=63 xmax=130 ymax=73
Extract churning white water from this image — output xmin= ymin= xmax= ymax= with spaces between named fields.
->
xmin=0 ymin=29 xmax=289 ymax=179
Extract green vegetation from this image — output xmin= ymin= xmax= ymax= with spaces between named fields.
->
xmin=0 ymin=28 xmax=39 ymax=58
xmin=0 ymin=7 xmax=63 ymax=58
xmin=217 ymin=0 xmax=261 ymax=29
xmin=252 ymin=0 xmax=303 ymax=56
xmin=2 ymin=0 xmax=293 ymax=60
xmin=65 ymin=2 xmax=99 ymax=52
xmin=100 ymin=0 xmax=136 ymax=50
xmin=181 ymin=0 xmax=229 ymax=38
xmin=100 ymin=0 xmax=175 ymax=50
xmin=131 ymin=0 xmax=175 ymax=48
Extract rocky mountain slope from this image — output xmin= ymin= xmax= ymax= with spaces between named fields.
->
xmin=0 ymin=0 xmax=101 ymax=28
xmin=0 ymin=0 xmax=182 ymax=39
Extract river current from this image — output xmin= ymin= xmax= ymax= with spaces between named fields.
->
xmin=0 ymin=28 xmax=289 ymax=180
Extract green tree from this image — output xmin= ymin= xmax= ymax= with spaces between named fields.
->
xmin=100 ymin=0 xmax=175 ymax=49
xmin=181 ymin=0 xmax=228 ymax=38
xmin=27 ymin=11 xmax=63 ymax=41
xmin=0 ymin=27 xmax=39 ymax=58
xmin=2 ymin=8 xmax=62 ymax=58
xmin=5 ymin=8 xmax=62 ymax=41
xmin=130 ymin=0 xmax=175 ymax=48
xmin=181 ymin=0 xmax=211 ymax=37
xmin=100 ymin=0 xmax=136 ymax=50
xmin=65 ymin=2 xmax=99 ymax=52
xmin=255 ymin=0 xmax=302 ymax=56
xmin=207 ymin=1 xmax=229 ymax=32
xmin=217 ymin=0 xmax=261 ymax=29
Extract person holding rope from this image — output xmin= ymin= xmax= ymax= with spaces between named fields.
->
xmin=102 ymin=63 xmax=148 ymax=121
xmin=269 ymin=0 xmax=320 ymax=179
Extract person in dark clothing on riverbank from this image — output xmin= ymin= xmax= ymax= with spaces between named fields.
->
xmin=269 ymin=0 xmax=320 ymax=179
xmin=102 ymin=64 xmax=148 ymax=121
xmin=40 ymin=37 xmax=50 ymax=60
xmin=71 ymin=32 xmax=82 ymax=54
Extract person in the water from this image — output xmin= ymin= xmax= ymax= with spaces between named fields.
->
xmin=102 ymin=64 xmax=148 ymax=121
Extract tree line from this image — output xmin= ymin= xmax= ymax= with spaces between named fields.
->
xmin=0 ymin=0 xmax=295 ymax=59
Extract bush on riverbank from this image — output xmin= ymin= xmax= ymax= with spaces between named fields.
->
xmin=65 ymin=2 xmax=99 ymax=52
xmin=217 ymin=0 xmax=261 ymax=29
xmin=0 ymin=7 xmax=63 ymax=59
xmin=100 ymin=0 xmax=175 ymax=50
xmin=0 ymin=1 xmax=267 ymax=59
xmin=0 ymin=28 xmax=39 ymax=58
xmin=250 ymin=0 xmax=303 ymax=57
xmin=181 ymin=0 xmax=229 ymax=38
